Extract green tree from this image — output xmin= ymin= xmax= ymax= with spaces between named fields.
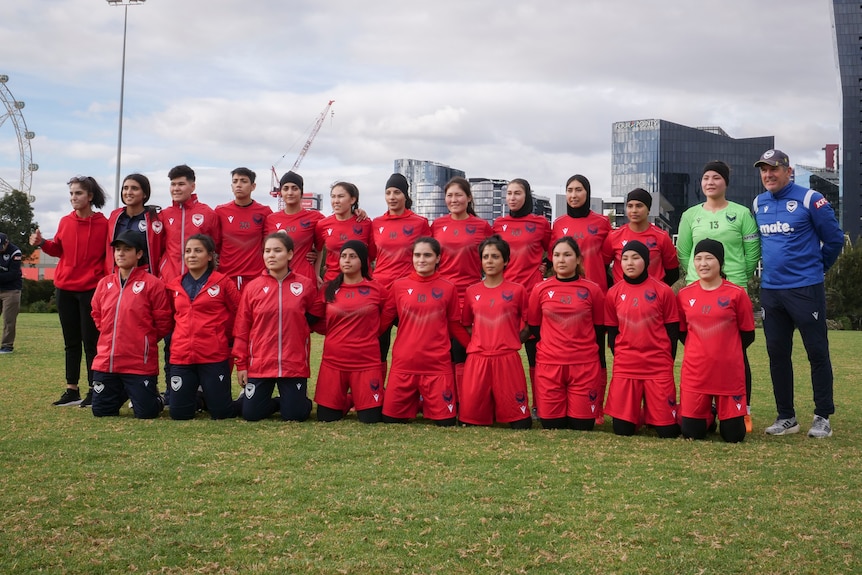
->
xmin=825 ymin=241 xmax=862 ymax=329
xmin=0 ymin=190 xmax=39 ymax=258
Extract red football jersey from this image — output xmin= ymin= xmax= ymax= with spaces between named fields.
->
xmin=265 ymin=209 xmax=324 ymax=282
xmin=382 ymin=272 xmax=460 ymax=374
xmin=371 ymin=210 xmax=431 ymax=289
xmin=492 ymin=214 xmax=551 ymax=292
xmin=462 ymin=280 xmax=527 ymax=355
xmin=551 ymin=212 xmax=612 ymax=292
xmin=315 ymin=214 xmax=376 ymax=282
xmin=677 ymin=280 xmax=755 ymax=395
xmin=605 ymin=277 xmax=678 ymax=378
xmin=215 ymin=200 xmax=272 ymax=286
xmin=527 ymin=276 xmax=605 ymax=364
xmin=602 ymin=223 xmax=679 ymax=285
xmin=432 ymin=214 xmax=493 ymax=303
xmin=319 ymin=279 xmax=386 ymax=371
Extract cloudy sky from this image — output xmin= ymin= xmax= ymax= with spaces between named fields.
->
xmin=0 ymin=0 xmax=841 ymax=235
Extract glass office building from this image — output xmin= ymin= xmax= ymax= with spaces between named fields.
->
xmin=831 ymin=1 xmax=862 ymax=240
xmin=469 ymin=178 xmax=506 ymax=223
xmin=394 ymin=159 xmax=465 ymax=222
xmin=611 ymin=119 xmax=773 ymax=234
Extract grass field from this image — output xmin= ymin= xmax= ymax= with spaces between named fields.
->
xmin=1 ymin=313 xmax=860 ymax=574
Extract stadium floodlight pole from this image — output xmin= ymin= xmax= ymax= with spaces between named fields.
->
xmin=106 ymin=0 xmax=147 ymax=209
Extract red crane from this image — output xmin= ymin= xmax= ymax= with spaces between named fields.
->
xmin=270 ymin=99 xmax=335 ymax=211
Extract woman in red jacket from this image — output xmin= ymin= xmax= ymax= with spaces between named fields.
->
xmin=233 ymin=233 xmax=325 ymax=421
xmin=166 ymin=234 xmax=241 ymax=420
xmin=105 ymin=173 xmax=165 ymax=275
xmin=31 ymin=176 xmax=109 ymax=407
xmin=90 ymin=231 xmax=173 ymax=418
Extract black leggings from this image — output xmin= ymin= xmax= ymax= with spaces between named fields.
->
xmin=56 ymin=288 xmax=98 ymax=388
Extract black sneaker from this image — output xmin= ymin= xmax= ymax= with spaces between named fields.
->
xmin=53 ymin=388 xmax=82 ymax=406
xmin=79 ymin=391 xmax=93 ymax=408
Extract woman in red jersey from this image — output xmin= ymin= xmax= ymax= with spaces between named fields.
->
xmin=493 ymin=178 xmax=551 ymax=418
xmin=315 ymin=240 xmax=387 ymax=423
xmin=604 ymin=240 xmax=680 ymax=438
xmin=371 ymin=173 xmax=431 ymax=363
xmin=315 ymin=181 xmax=376 ymax=283
xmin=166 ymin=234 xmax=241 ymax=420
xmin=105 ymin=173 xmax=165 ymax=276
xmin=265 ymin=171 xmax=324 ymax=283
xmin=233 ymin=233 xmax=324 ymax=422
xmin=527 ymin=237 xmax=605 ymax=430
xmin=31 ymin=176 xmax=109 ymax=407
xmin=677 ymin=239 xmax=754 ymax=443
xmin=90 ymin=231 xmax=172 ymax=419
xmin=431 ymin=177 xmax=492 ymax=389
xmin=460 ymin=235 xmax=532 ymax=428
xmin=380 ymin=237 xmax=471 ymax=426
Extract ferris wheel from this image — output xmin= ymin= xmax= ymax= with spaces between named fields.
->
xmin=0 ymin=74 xmax=37 ymax=201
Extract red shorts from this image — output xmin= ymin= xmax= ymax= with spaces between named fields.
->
xmin=460 ymin=352 xmax=530 ymax=425
xmin=604 ymin=375 xmax=678 ymax=426
xmin=383 ymin=370 xmax=457 ymax=421
xmin=680 ymin=389 xmax=747 ymax=421
xmin=314 ymin=362 xmax=384 ymax=411
xmin=534 ymin=362 xmax=600 ymax=420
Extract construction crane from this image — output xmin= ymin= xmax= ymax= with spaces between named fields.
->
xmin=270 ymin=99 xmax=335 ymax=211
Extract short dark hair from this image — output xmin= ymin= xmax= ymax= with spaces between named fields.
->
xmin=168 ymin=164 xmax=196 ymax=182
xmin=231 ymin=167 xmax=256 ymax=183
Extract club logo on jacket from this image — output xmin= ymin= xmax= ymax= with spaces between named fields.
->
xmin=207 ymin=285 xmax=220 ymax=297
xmin=502 ymin=290 xmax=514 ymax=302
xmin=431 ymin=288 xmax=444 ymax=300
xmin=403 ymin=225 xmax=414 ymax=236
xmin=192 ymin=214 xmax=204 ymax=227
xmin=290 ymin=282 xmax=303 ymax=296
xmin=151 ymin=221 xmax=163 ymax=234
xmin=786 ymin=200 xmax=798 ymax=213
xmin=132 ymin=281 xmax=145 ymax=294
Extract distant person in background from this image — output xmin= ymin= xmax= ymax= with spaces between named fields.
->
xmin=0 ymin=232 xmax=23 ymax=354
xmin=676 ymin=160 xmax=760 ymax=432
xmin=265 ymin=171 xmax=324 ymax=284
xmin=31 ymin=176 xmax=109 ymax=407
xmin=753 ymin=149 xmax=844 ymax=439
xmin=105 ymin=173 xmax=165 ymax=276
xmin=90 ymin=231 xmax=172 ymax=419
xmin=315 ymin=181 xmax=375 ymax=282
xmin=215 ymin=167 xmax=271 ymax=291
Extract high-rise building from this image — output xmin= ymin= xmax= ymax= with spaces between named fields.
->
xmin=533 ymin=194 xmax=552 ymax=223
xmin=393 ymin=159 xmax=465 ymax=222
xmin=831 ymin=1 xmax=861 ymax=240
xmin=469 ymin=178 xmax=507 ymax=223
xmin=611 ymin=119 xmax=773 ymax=234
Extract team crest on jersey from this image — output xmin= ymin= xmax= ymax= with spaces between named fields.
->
xmin=717 ymin=296 xmax=731 ymax=308
xmin=786 ymin=200 xmax=798 ymax=213
xmin=358 ymin=286 xmax=370 ymax=297
xmin=93 ymin=382 xmax=105 ymax=394
xmin=547 ymin=290 xmax=555 ymax=299
xmin=646 ymin=238 xmax=657 ymax=249
xmin=353 ymin=226 xmax=363 ymax=235
xmin=431 ymin=287 xmax=444 ymax=300
xmin=726 ymin=213 xmax=737 ymax=223
xmin=207 ymin=285 xmax=220 ymax=297
xmin=300 ymin=219 xmax=313 ymax=228
xmin=228 ymin=215 xmax=235 ymax=223
xmin=645 ymin=290 xmax=657 ymax=302
xmin=171 ymin=375 xmax=182 ymax=391
xmin=403 ymin=225 xmax=414 ymax=236
xmin=132 ymin=281 xmax=145 ymax=294
xmin=465 ymin=225 xmax=476 ymax=234
xmin=192 ymin=214 xmax=204 ymax=227
xmin=253 ymin=214 xmax=264 ymax=225
xmin=290 ymin=282 xmax=303 ymax=296
xmin=137 ymin=220 xmax=147 ymax=232
xmin=502 ymin=290 xmax=514 ymax=302
xmin=587 ymin=224 xmax=599 ymax=235
xmin=577 ymin=288 xmax=589 ymax=300
xmin=151 ymin=220 xmax=163 ymax=233
xmin=244 ymin=383 xmax=255 ymax=399
xmin=525 ymin=223 xmax=536 ymax=233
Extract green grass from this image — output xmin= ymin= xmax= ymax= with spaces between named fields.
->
xmin=1 ymin=313 xmax=861 ymax=574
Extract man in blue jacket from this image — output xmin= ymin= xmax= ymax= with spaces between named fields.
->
xmin=0 ymin=232 xmax=23 ymax=354
xmin=753 ymin=149 xmax=845 ymax=438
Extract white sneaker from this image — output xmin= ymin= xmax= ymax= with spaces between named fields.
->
xmin=764 ymin=417 xmax=800 ymax=436
xmin=808 ymin=415 xmax=832 ymax=438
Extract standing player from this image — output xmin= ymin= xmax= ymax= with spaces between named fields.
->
xmin=315 ymin=182 xmax=375 ymax=282
xmin=31 ymin=176 xmax=109 ymax=407
xmin=90 ymin=231 xmax=172 ymax=419
xmin=265 ymin=171 xmax=324 ymax=284
xmin=232 ymin=233 xmax=324 ymax=422
xmin=603 ymin=188 xmax=679 ymax=286
xmin=0 ymin=232 xmax=23 ymax=355
xmin=677 ymin=239 xmax=754 ymax=443
xmin=105 ymin=173 xmax=165 ymax=276
xmin=314 ymin=241 xmax=387 ymax=423
xmin=372 ymin=173 xmax=431 ymax=363
xmin=215 ymin=167 xmax=272 ymax=291
xmin=676 ymin=160 xmax=760 ymax=431
xmin=380 ymin=237 xmax=471 ymax=426
xmin=604 ymin=240 xmax=680 ymax=438
xmin=166 ymin=234 xmax=241 ymax=420
xmin=527 ymin=237 xmax=605 ymax=430
xmin=460 ymin=235 xmax=532 ymax=429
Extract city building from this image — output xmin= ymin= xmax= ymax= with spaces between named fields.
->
xmin=831 ymin=1 xmax=862 ymax=240
xmin=611 ymin=119 xmax=773 ymax=234
xmin=795 ymin=165 xmax=840 ymax=219
xmin=394 ymin=159 xmax=465 ymax=222
xmin=469 ymin=178 xmax=507 ymax=222
xmin=301 ymin=192 xmax=323 ymax=211
xmin=533 ymin=194 xmax=552 ymax=223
